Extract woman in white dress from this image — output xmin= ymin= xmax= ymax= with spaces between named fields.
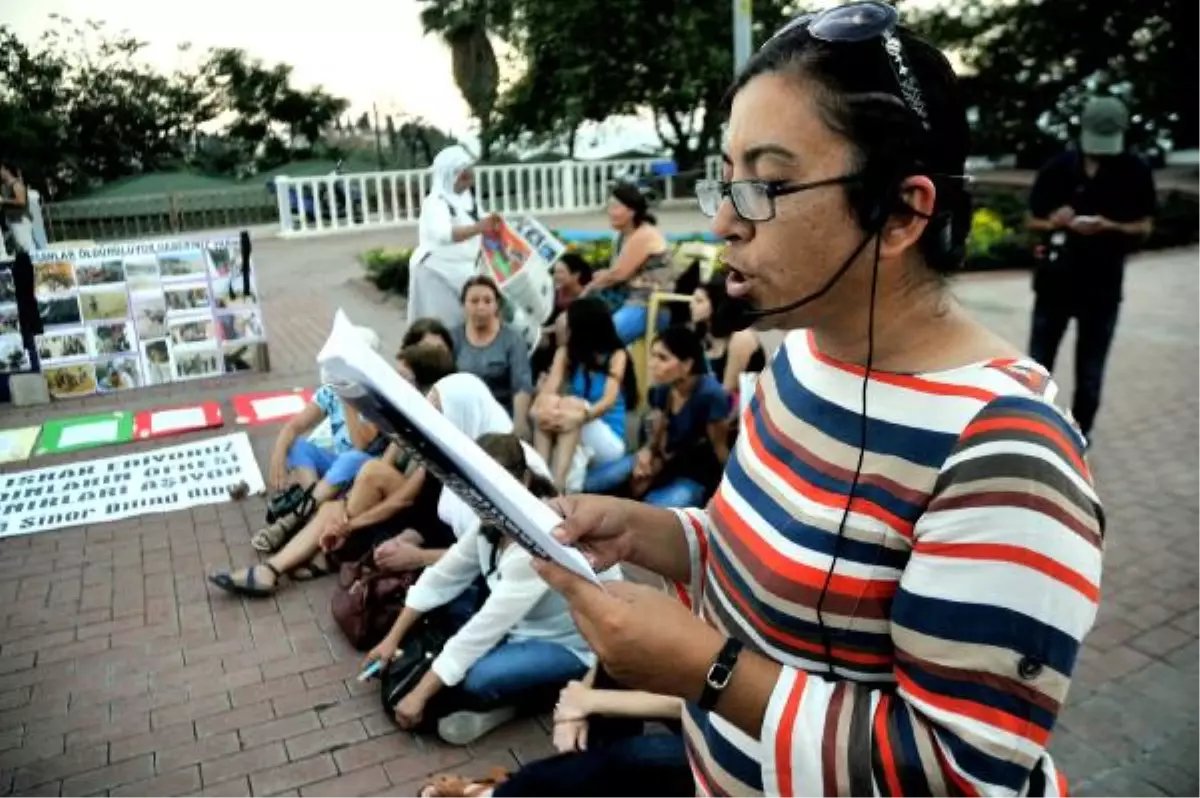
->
xmin=407 ymin=146 xmax=500 ymax=330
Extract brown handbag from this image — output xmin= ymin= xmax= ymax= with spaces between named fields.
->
xmin=330 ymin=552 xmax=420 ymax=651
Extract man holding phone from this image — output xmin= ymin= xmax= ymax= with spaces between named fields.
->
xmin=1026 ymin=95 xmax=1157 ymax=446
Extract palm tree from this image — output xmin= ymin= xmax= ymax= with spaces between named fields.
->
xmin=418 ymin=0 xmax=509 ymax=159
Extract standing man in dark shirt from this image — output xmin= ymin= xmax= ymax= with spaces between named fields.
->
xmin=1026 ymin=95 xmax=1156 ymax=445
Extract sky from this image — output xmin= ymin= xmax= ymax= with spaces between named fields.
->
xmin=2 ymin=0 xmax=948 ymax=159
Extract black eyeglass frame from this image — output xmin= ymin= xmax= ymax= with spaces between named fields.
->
xmin=694 ymin=174 xmax=862 ymax=222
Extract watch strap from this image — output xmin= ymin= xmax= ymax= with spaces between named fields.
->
xmin=698 ymin=637 xmax=744 ymax=711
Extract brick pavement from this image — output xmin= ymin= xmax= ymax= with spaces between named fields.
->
xmin=0 ymin=218 xmax=1194 ymax=796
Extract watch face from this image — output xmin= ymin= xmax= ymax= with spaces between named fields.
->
xmin=707 ymin=662 xmax=733 ymax=689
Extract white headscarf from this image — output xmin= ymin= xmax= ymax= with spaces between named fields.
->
xmin=319 ymin=324 xmax=380 ymax=385
xmin=431 ymin=373 xmax=553 ymax=533
xmin=429 ymin=145 xmax=475 ymax=203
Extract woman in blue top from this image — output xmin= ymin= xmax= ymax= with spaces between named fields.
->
xmin=531 ymin=298 xmax=636 ymax=492
xmin=584 ymin=325 xmax=732 ymax=507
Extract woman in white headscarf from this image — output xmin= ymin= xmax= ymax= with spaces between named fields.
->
xmin=408 ymin=146 xmax=501 ymax=330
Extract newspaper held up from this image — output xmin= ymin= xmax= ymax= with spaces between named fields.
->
xmin=317 ymin=309 xmax=600 ymax=585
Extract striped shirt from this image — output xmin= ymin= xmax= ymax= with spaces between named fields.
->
xmin=672 ymin=330 xmax=1103 ymax=797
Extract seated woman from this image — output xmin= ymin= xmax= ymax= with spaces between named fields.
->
xmin=208 ymin=344 xmax=458 ymax=598
xmin=252 ymin=325 xmax=389 ymax=552
xmin=364 ymin=433 xmax=613 ymax=747
xmin=450 ymin=276 xmax=532 ymax=434
xmin=580 ymin=183 xmax=672 ymax=345
xmin=584 ymin=326 xmax=731 ymax=507
xmin=689 ymin=277 xmax=767 ymax=395
xmin=404 ymin=317 xmax=456 ymax=354
xmin=532 ymin=253 xmax=593 ymax=383
xmin=531 ymin=298 xmax=634 ymax=492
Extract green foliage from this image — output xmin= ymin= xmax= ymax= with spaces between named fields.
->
xmin=361 ymin=247 xmax=413 ymax=295
xmin=910 ymin=0 xmax=1195 ymax=164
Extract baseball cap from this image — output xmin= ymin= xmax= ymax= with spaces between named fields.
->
xmin=1080 ymin=96 xmax=1129 ymax=156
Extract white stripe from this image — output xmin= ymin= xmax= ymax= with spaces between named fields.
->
xmin=941 ymin=438 xmax=1097 ymax=500
xmin=903 ymin=555 xmax=1098 ymax=639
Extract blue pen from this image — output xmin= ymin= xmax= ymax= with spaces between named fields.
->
xmin=357 ymin=659 xmax=383 ymax=682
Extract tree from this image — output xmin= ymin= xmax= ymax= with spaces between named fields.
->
xmin=484 ymin=0 xmax=793 ymax=169
xmin=417 ymin=0 xmax=516 ymax=159
xmin=912 ymin=0 xmax=1195 ymax=165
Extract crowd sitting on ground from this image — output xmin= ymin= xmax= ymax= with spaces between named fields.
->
xmin=207 ymin=220 xmax=768 ymax=794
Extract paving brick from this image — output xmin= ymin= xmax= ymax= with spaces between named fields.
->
xmin=191 ymin=775 xmax=252 ymax=796
xmin=298 ymin=764 xmax=390 ymax=797
xmin=271 ymin=683 xmax=347 ymax=719
xmin=299 ymin=659 xmax=359 ymax=691
xmin=110 ymin=765 xmax=202 ymax=797
xmin=1130 ymin=624 xmax=1195 ymax=658
xmin=195 ymin=700 xmax=275 ymax=738
xmin=248 ymin=753 xmax=338 ymax=796
xmin=284 ymin=719 xmax=368 ymax=761
xmin=0 ymin=733 xmax=66 ymax=770
xmin=332 ymin=733 xmax=419 ymax=772
xmin=239 ymin=711 xmax=322 ymax=750
xmin=65 ymin=712 xmax=151 ymax=750
xmin=261 ymin=650 xmax=335 ymax=681
xmin=155 ymin=732 xmax=242 ymax=774
xmin=150 ymin=693 xmax=232 ymax=730
xmin=11 ymin=743 xmax=108 ymax=792
xmin=229 ymin=673 xmax=304 ymax=708
xmin=316 ymin=693 xmax=379 ymax=728
xmin=60 ymin=753 xmax=155 ymax=796
xmin=187 ymin=665 xmax=263 ymax=699
xmin=198 ymin=743 xmax=288 ymax=787
xmin=110 ymin=719 xmax=197 ymax=763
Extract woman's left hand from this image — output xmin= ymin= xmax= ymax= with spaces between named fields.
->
xmin=533 ymin=561 xmax=723 ymax=699
xmin=394 ymin=691 xmax=426 ymax=730
xmin=557 ymin=399 xmax=589 ymax=430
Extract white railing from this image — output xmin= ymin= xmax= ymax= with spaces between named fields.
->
xmin=273 ymin=158 xmax=673 ymax=237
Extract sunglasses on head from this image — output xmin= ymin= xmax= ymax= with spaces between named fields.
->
xmin=695 ymin=1 xmax=932 ymax=223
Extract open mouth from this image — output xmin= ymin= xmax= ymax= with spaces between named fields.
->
xmin=724 ymin=264 xmax=753 ymax=298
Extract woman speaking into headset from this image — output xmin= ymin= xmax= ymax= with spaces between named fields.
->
xmin=533 ymin=4 xmax=1102 ymax=796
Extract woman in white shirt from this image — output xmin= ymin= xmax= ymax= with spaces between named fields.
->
xmin=407 ymin=146 xmax=501 ymax=331
xmin=364 ymin=432 xmax=614 ymax=748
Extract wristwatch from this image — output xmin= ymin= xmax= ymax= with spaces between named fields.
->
xmin=698 ymin=637 xmax=744 ymax=711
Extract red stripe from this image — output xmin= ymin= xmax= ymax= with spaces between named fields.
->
xmin=896 ymin=669 xmax=1049 ymax=746
xmin=1057 ymin=770 xmax=1069 ymax=796
xmin=919 ymin=541 xmax=1100 ymax=602
xmin=806 ymin=331 xmax=1000 ymax=402
xmin=774 ymin=672 xmax=806 ymax=797
xmin=961 ymin=416 xmax=1089 ymax=478
xmin=931 ymin=735 xmax=979 ymax=797
xmin=873 ymin=694 xmax=905 ymax=797
xmin=672 ymin=580 xmax=692 ymax=610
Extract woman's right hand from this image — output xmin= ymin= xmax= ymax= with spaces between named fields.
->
xmin=268 ymin=455 xmax=288 ymax=492
xmin=552 ymin=717 xmax=589 ymax=753
xmin=363 ymin=637 xmax=400 ymax=670
xmin=548 ymin=494 xmax=636 ymax=572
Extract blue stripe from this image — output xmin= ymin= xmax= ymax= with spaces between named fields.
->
xmin=891 ymin=703 xmax=934 ymax=795
xmin=708 ymin=538 xmax=895 ymax=656
xmin=723 ymin=455 xmax=910 ymax=570
xmin=685 ymin=703 xmax=764 ymax=791
xmin=769 ymin=354 xmax=960 ymax=466
xmin=896 ymin=658 xmax=1057 ymax=731
xmin=982 ymin=394 xmax=1088 ymax=453
xmin=891 ymin=589 xmax=1081 ymax=676
xmin=933 ymin=725 xmax=1034 ymax=792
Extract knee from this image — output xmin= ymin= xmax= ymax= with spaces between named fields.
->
xmin=357 ymin=458 xmax=392 ymax=486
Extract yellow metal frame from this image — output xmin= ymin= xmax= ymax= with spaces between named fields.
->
xmin=630 ymin=291 xmax=694 ymax=408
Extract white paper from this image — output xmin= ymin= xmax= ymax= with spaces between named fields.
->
xmin=59 ymin=419 xmax=119 ymax=449
xmin=252 ymin=394 xmax=306 ymax=421
xmin=151 ymin=407 xmax=207 ymax=434
xmin=317 ymin=309 xmax=600 ymax=585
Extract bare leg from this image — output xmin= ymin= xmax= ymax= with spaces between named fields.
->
xmin=550 ymin=427 xmax=583 ymax=492
xmin=345 ymin=460 xmax=406 ymax=517
xmin=217 ymin=507 xmax=332 ymax=593
xmin=289 ymin=467 xmax=319 ymax=489
xmin=531 ymin=396 xmax=559 ymax=464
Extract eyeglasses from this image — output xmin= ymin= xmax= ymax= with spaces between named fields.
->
xmin=694 ymin=174 xmax=860 ymax=222
xmin=768 ymin=1 xmax=930 ymax=130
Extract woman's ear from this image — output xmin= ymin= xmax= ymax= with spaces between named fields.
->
xmin=879 ymin=174 xmax=936 ymax=261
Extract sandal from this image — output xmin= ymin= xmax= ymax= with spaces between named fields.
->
xmin=419 ymin=769 xmax=509 ymax=798
xmin=208 ymin=563 xmax=282 ymax=598
xmin=289 ymin=554 xmax=333 ymax=582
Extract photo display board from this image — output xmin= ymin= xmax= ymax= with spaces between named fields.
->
xmin=29 ymin=238 xmax=267 ymax=399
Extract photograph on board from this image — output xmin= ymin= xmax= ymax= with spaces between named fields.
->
xmin=96 ymin=356 xmax=142 ymax=392
xmin=217 ymin=309 xmax=265 ymax=343
xmin=79 ymin=289 xmax=131 ymax=322
xmin=222 ymin=341 xmax=268 ymax=374
xmin=44 ymin=363 xmax=98 ymax=399
xmin=36 ymin=328 xmax=91 ymax=361
xmin=157 ymin=250 xmax=208 ymax=280
xmin=75 ymin=260 xmax=126 ymax=288
xmin=164 ymin=284 xmax=211 ymax=313
xmin=141 ymin=339 xmax=173 ymax=386
xmin=0 ymin=271 xmax=15 ymax=304
xmin=38 ymin=296 xmax=83 ymax=327
xmin=33 ymin=261 xmax=77 ymax=297
xmin=123 ymin=257 xmax=161 ymax=291
xmin=0 ymin=335 xmax=31 ymax=372
xmin=173 ymin=348 xmax=222 ymax=381
xmin=132 ymin=292 xmax=168 ymax=339
xmin=91 ymin=321 xmax=135 ymax=356
xmin=169 ymin=318 xmax=216 ymax=349
xmin=207 ymin=242 xmax=241 ymax=277
xmin=0 ymin=306 xmax=19 ymax=335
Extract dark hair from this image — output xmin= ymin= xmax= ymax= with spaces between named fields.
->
xmin=460 ymin=274 xmax=502 ymax=305
xmin=396 ymin=343 xmax=456 ymax=391
xmin=654 ymin=325 xmax=707 ymax=376
xmin=403 ymin=318 xmax=455 ymax=353
xmin=564 ymin=297 xmax=639 ymax=407
xmin=610 ymin=182 xmax=657 ymax=227
xmin=694 ymin=277 xmax=741 ymax=340
xmin=729 ymin=21 xmax=971 ymax=274
xmin=557 ymin=252 xmax=593 ymax=286
xmin=476 ymin=432 xmax=558 ymax=500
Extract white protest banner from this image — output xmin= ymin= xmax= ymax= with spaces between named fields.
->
xmin=0 ymin=432 xmax=264 ymax=538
